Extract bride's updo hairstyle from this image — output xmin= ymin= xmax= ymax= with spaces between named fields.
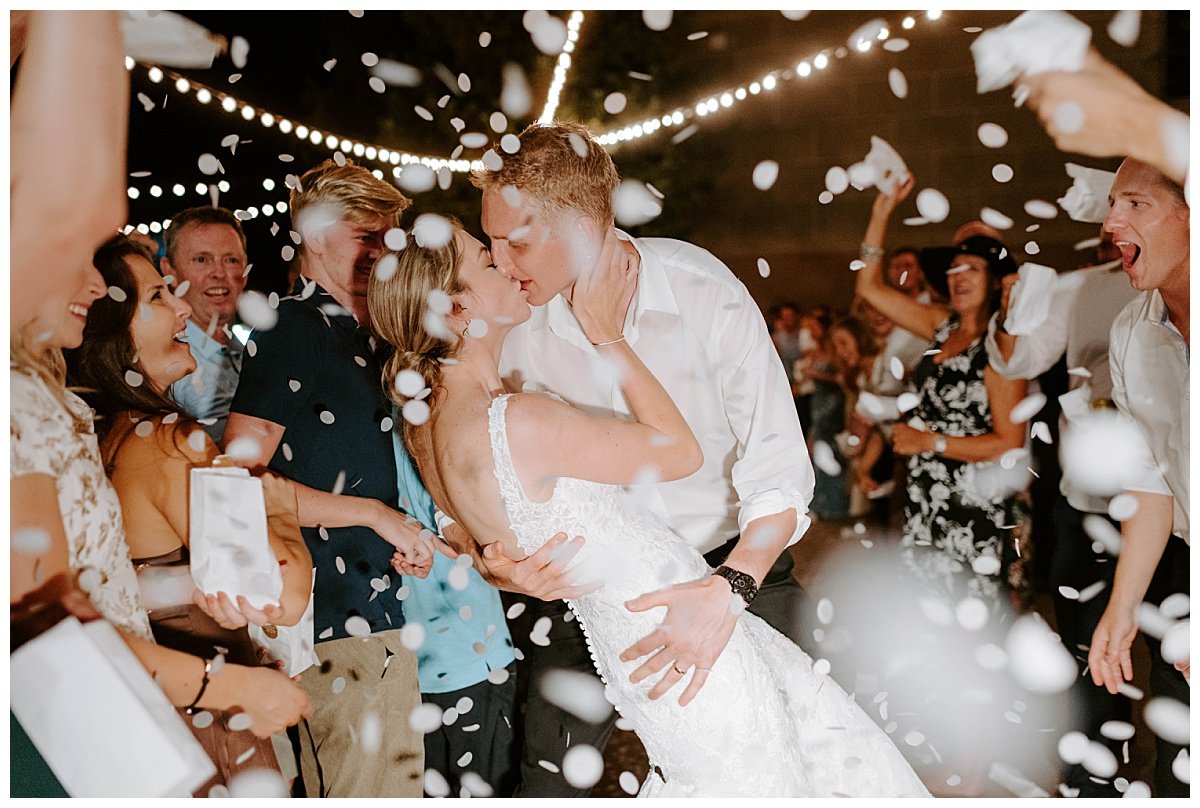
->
xmin=368 ymin=219 xmax=466 ymax=423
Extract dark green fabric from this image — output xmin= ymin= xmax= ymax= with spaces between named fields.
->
xmin=10 ymin=711 xmax=69 ymax=797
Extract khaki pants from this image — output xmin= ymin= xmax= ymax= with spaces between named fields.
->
xmin=298 ymin=629 xmax=423 ymax=797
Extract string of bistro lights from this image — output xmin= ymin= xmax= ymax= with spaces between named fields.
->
xmin=125 ymin=10 xmax=943 ymax=234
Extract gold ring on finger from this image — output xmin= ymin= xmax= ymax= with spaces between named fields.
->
xmin=672 ymin=663 xmax=686 ymax=675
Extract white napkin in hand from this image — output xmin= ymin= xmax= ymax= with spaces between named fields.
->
xmin=1058 ymin=163 xmax=1116 ymax=223
xmin=971 ymin=10 xmax=1092 ymax=93
xmin=189 ymin=467 xmax=283 ymax=611
xmin=864 ymin=136 xmax=910 ymax=195
xmin=1004 ymin=262 xmax=1059 ymax=336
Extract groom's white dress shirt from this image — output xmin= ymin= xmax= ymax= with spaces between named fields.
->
xmin=499 ymin=231 xmax=815 ymax=556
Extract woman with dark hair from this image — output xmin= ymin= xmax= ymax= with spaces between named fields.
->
xmin=64 ymin=234 xmax=314 ymax=790
xmin=828 ymin=315 xmax=885 ymax=519
xmin=856 ymin=176 xmax=1031 ymax=795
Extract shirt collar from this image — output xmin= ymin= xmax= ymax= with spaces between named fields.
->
xmin=1146 ymin=289 xmax=1189 ymax=362
xmin=289 ymin=277 xmax=357 ymax=327
xmin=184 ymin=318 xmax=236 ymax=359
xmin=543 ymin=230 xmax=679 ymax=348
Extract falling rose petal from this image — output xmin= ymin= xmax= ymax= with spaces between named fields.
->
xmin=227 ymin=713 xmax=253 ymax=732
xmin=888 ymin=68 xmax=908 ymax=99
xmin=1108 ymin=10 xmax=1141 ymax=47
xmin=370 ymin=59 xmax=422 ymax=90
xmin=224 ymin=436 xmax=261 ymax=463
xmin=687 ymin=31 xmax=708 ymax=41
xmin=229 ymin=769 xmax=287 ymax=799
xmin=904 ymin=731 xmax=926 ymax=747
xmin=817 ymin=598 xmax=834 ymax=624
xmin=500 ymin=62 xmax=532 ymax=118
xmin=198 ymin=153 xmax=221 ymax=175
xmin=613 ymin=180 xmax=663 ymax=227
xmin=780 ymin=10 xmax=810 ymax=21
xmin=1058 ymin=585 xmax=1080 ymax=601
xmin=752 ymin=160 xmax=780 ymax=191
xmin=1161 ymin=620 xmax=1189 ymax=664
xmin=231 ymin=36 xmax=249 ymax=69
xmin=1024 ymin=199 xmax=1058 ymax=219
xmin=459 ymin=132 xmax=489 ymax=150
xmin=956 ymin=597 xmax=989 ymax=631
xmin=619 ymin=771 xmax=640 ymax=795
xmin=478 ymin=31 xmax=492 ymax=47
xmin=460 ymin=772 xmax=492 ymax=798
xmin=1009 ymin=392 xmax=1046 ymax=424
xmin=1160 ymin=593 xmax=1190 ymax=619
xmin=281 ymin=245 xmax=295 ymax=262
xmin=541 ymin=670 xmax=613 ymax=723
xmin=562 ymin=745 xmax=604 ymax=789
xmin=915 ymin=188 xmax=950 ymax=223
xmin=412 ymin=214 xmax=454 ymax=249
xmin=403 ymin=399 xmax=431 ymax=426
xmin=599 ymin=91 xmax=628 ymax=116
xmin=847 ymin=161 xmax=876 ymax=188
xmin=423 ymin=768 xmax=450 ymax=798
xmin=488 ymin=111 xmax=508 ymax=133
xmin=1063 ymin=412 xmax=1155 ymax=497
xmin=137 ymin=92 xmax=155 ymax=112
xmin=348 ymin=9 xmax=364 ymax=18
xmin=368 ymin=76 xmax=386 ymax=94
xmin=1172 ymin=750 xmax=1190 ymax=784
xmin=191 ymin=710 xmax=215 ymax=729
xmin=992 ymin=164 xmax=1014 ymax=183
xmin=323 ymin=58 xmax=337 ymax=71
xmin=1025 ymin=241 xmax=1041 ymax=255
xmin=896 ymin=392 xmax=920 ymax=413
xmin=1005 ymin=614 xmax=1076 ymax=693
xmin=319 ymin=410 xmax=336 ymax=426
xmin=1030 ymin=421 xmax=1052 ymax=443
xmin=643 ymin=9 xmax=673 ymax=30
xmin=398 ymin=164 xmax=436 ymax=194
xmin=480 ymin=148 xmax=503 ymax=172
xmin=124 ymin=369 xmax=144 ymax=388
xmin=825 ymin=167 xmax=850 ymax=195
xmin=978 ymin=123 xmax=1009 ymax=149
xmin=237 ymin=291 xmax=278 ymax=331
xmin=1081 ymin=742 xmax=1118 ymax=778
xmin=11 ymin=528 xmax=50 ymax=555
xmin=812 ymin=441 xmax=841 ymax=475
xmin=1053 ymin=101 xmax=1085 ymax=135
xmin=1107 ymin=493 xmax=1139 ymax=521
xmin=1077 ymin=580 xmax=1107 ymax=603
xmin=889 ymin=356 xmax=905 ymax=381
xmin=395 ymin=370 xmax=425 ymax=397
xmin=980 ymin=207 xmax=1014 ymax=230
xmin=531 ymin=15 xmax=568 ymax=55
xmin=1100 ymin=720 xmax=1136 ymax=741
xmin=757 ymin=258 xmax=771 ymax=278
xmin=883 ymin=37 xmax=909 ymax=52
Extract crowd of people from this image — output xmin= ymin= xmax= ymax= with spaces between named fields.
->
xmin=9 ymin=10 xmax=1190 ymax=800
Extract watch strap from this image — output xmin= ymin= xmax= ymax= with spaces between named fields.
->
xmin=713 ymin=565 xmax=758 ymax=607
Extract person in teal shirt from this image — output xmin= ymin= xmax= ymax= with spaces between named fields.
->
xmin=393 ymin=432 xmax=518 ymax=797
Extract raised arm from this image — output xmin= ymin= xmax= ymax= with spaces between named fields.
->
xmin=856 ymin=175 xmax=951 ymax=341
xmin=11 ymin=12 xmax=129 ymax=326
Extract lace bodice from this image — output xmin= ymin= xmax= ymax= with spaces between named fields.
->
xmin=487 ymin=393 xmax=929 ymax=797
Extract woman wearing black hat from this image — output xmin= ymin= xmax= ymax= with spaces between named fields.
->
xmin=855 ymin=176 xmax=1031 ymax=792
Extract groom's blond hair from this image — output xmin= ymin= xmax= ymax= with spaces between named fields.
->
xmin=470 ymin=121 xmax=618 ymax=227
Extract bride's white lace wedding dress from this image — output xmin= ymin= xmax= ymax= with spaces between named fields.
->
xmin=488 ymin=393 xmax=930 ymax=797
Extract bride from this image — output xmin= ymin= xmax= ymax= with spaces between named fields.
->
xmin=367 ymin=221 xmax=929 ymax=798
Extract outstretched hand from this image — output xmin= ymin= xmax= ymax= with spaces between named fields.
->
xmin=619 ymin=575 xmax=741 ymax=707
xmin=872 ymin=172 xmax=915 ymax=220
xmin=1088 ymin=603 xmax=1138 ymax=694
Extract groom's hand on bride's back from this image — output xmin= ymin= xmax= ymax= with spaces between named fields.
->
xmin=477 ymin=533 xmax=603 ymax=600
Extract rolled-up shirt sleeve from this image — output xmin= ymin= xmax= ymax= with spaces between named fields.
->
xmin=714 ymin=281 xmax=815 ymax=546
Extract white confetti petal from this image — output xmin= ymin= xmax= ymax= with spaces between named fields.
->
xmin=887 ymin=68 xmax=908 ymax=99
xmin=619 ymin=770 xmax=640 ymax=794
xmin=817 ymin=598 xmax=834 ymax=624
xmin=412 ymin=213 xmax=453 ymax=249
xmin=757 ymin=258 xmax=771 ymax=278
xmin=956 ymin=597 xmax=989 ymax=631
xmin=812 ymin=441 xmax=841 ymax=476
xmin=613 ymin=180 xmax=663 ymax=227
xmin=398 ymin=164 xmax=436 ymax=194
xmin=978 ymin=123 xmax=1009 ymax=149
xmin=460 ymin=131 xmax=489 ymax=149
xmin=1006 ymin=614 xmax=1076 ymax=693
xmin=231 ymin=36 xmax=249 ymax=69
xmin=825 ymin=166 xmax=849 ymax=195
xmin=992 ymin=164 xmax=1014 ymax=183
xmin=107 ymin=285 xmax=128 ymax=302
xmin=424 ymin=768 xmax=450 ymax=798
xmin=541 ymin=670 xmax=613 ymax=724
xmin=643 ymin=10 xmax=673 ymax=30
xmin=896 ymin=392 xmax=920 ymax=413
xmin=980 ymin=207 xmax=1014 ymax=230
xmin=562 ymin=744 xmax=604 ymax=789
xmin=1024 ymin=199 xmax=1058 ymax=219
xmin=530 ymin=15 xmax=567 ymax=55
xmin=1160 ymin=593 xmax=1190 ymax=619
xmin=1161 ymin=620 xmax=1189 ymax=665
xmin=752 ymin=160 xmax=780 ymax=191
xmin=237 ymin=291 xmax=278 ymax=331
xmin=1009 ymin=393 xmax=1046 ymax=424
xmin=124 ymin=369 xmax=144 ymax=388
xmin=403 ymin=399 xmax=431 ymax=426
xmin=1053 ymin=101 xmax=1085 ymax=135
xmin=1082 ymin=741 xmax=1119 ymax=778
xmin=883 ymin=37 xmax=909 ymax=52
xmin=1108 ymin=493 xmax=1139 ymax=521
xmin=401 ymin=622 xmax=426 ymax=651
xmin=1108 ymin=10 xmax=1141 ymax=47
xmin=1100 ymin=720 xmax=1135 ymax=741
xmin=915 ymin=188 xmax=950 ymax=223
xmin=604 ymin=92 xmax=627 ymax=115
xmin=228 ymin=713 xmax=253 ymax=732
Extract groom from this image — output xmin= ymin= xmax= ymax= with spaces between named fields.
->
xmin=451 ymin=121 xmax=817 ymax=796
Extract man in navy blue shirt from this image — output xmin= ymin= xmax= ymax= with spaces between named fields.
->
xmin=226 ymin=159 xmax=432 ymax=797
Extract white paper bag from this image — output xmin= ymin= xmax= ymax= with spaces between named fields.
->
xmin=971 ymin=10 xmax=1092 ymax=93
xmin=190 ymin=467 xmax=283 ymax=611
xmin=11 ymin=617 xmax=215 ymax=796
xmin=1004 ymin=263 xmax=1059 ymax=336
xmin=247 ymin=580 xmax=319 ymax=677
xmin=864 ymin=136 xmax=910 ymax=195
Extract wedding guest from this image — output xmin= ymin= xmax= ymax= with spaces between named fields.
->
xmin=828 ymin=315 xmax=886 ymax=521
xmin=64 ymin=234 xmax=314 ymax=790
xmin=223 ymin=158 xmax=434 ymax=797
xmin=856 ymin=175 xmax=1030 ymax=795
xmin=11 ymin=235 xmax=311 ymax=798
xmin=465 ymin=121 xmax=816 ymax=797
xmin=801 ymin=327 xmax=850 ymax=519
xmin=1088 ymin=157 xmax=1190 ymax=797
xmin=986 ymin=227 xmax=1141 ymax=795
xmin=885 ymin=246 xmax=929 ymax=301
xmin=371 ymin=280 xmax=520 ymax=798
xmin=161 ymin=206 xmax=249 ymax=444
xmin=769 ymin=301 xmax=804 ymax=392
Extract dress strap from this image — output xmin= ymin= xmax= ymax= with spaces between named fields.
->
xmin=486 ymin=394 xmax=533 ymax=526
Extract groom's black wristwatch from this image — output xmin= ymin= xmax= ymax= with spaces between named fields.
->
xmin=713 ymin=565 xmax=758 ymax=608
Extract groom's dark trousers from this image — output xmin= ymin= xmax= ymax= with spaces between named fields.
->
xmin=504 ymin=538 xmax=813 ymax=797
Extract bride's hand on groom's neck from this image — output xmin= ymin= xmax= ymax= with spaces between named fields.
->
xmin=567 ymin=226 xmax=638 ymax=344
